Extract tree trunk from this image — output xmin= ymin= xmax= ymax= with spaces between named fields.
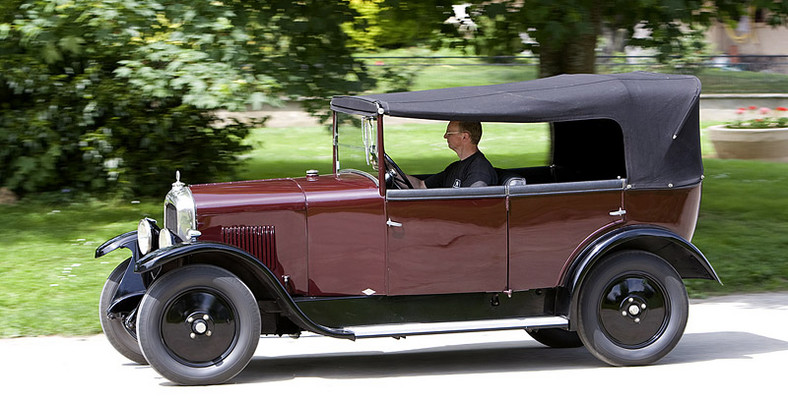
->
xmin=537 ymin=3 xmax=602 ymax=78
xmin=538 ymin=32 xmax=599 ymax=77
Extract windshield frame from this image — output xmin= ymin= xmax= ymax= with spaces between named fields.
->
xmin=332 ymin=110 xmax=387 ymax=197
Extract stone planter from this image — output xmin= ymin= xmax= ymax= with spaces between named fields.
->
xmin=707 ymin=125 xmax=788 ymax=162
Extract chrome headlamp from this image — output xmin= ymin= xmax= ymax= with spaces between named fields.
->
xmin=137 ymin=218 xmax=160 ymax=256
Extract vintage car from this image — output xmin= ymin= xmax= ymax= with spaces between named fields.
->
xmin=96 ymin=72 xmax=720 ymax=385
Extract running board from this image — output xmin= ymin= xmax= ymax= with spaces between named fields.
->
xmin=342 ymin=316 xmax=569 ymax=339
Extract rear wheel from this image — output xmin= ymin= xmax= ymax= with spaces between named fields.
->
xmin=99 ymin=258 xmax=147 ymax=364
xmin=577 ymin=250 xmax=688 ymax=366
xmin=137 ymin=265 xmax=261 ymax=385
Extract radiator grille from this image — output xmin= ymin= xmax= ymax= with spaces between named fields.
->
xmin=221 ymin=225 xmax=277 ymax=268
xmin=165 ymin=203 xmax=178 ymax=235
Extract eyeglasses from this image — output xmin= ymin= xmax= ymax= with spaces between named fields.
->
xmin=444 ymin=131 xmax=462 ymax=136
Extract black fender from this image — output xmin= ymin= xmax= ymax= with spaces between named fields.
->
xmin=95 ymin=231 xmax=146 ymax=316
xmin=96 ymin=230 xmax=147 ymax=315
xmin=136 ymin=241 xmax=356 ymax=340
xmin=95 ymin=231 xmax=139 ymax=259
xmin=562 ymin=225 xmax=721 ymax=328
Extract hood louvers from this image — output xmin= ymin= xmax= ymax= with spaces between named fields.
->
xmin=221 ymin=225 xmax=278 ymax=269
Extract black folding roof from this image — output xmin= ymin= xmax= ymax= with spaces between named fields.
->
xmin=330 ymin=72 xmax=703 ymax=189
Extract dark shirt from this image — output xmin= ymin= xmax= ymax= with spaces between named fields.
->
xmin=424 ymin=151 xmax=497 ymax=188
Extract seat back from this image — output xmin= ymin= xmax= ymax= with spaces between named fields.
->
xmin=495 ymin=168 xmax=526 ymax=187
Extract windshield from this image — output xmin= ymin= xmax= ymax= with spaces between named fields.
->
xmin=334 ymin=113 xmax=379 ymax=177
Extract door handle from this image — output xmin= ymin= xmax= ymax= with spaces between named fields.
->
xmin=609 ymin=208 xmax=627 ymax=217
xmin=386 ymin=219 xmax=403 ymax=227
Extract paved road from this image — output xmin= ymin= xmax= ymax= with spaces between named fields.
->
xmin=4 ymin=292 xmax=787 ymax=400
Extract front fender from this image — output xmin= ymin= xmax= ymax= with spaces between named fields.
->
xmin=95 ymin=231 xmax=146 ymax=315
xmin=136 ymin=241 xmax=355 ymax=340
xmin=95 ymin=231 xmax=138 ymax=259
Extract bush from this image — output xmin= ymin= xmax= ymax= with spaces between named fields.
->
xmin=0 ymin=0 xmax=370 ymax=197
xmin=0 ymin=55 xmax=251 ymax=196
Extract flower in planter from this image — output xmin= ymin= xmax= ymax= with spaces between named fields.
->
xmin=727 ymin=106 xmax=788 ymax=129
xmin=778 ymin=107 xmax=788 ymax=127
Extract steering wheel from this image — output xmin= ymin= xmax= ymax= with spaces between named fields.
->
xmin=384 ymin=153 xmax=413 ymax=189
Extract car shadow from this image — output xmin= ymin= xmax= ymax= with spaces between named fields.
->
xmin=664 ymin=331 xmax=788 ymax=364
xmin=235 ymin=331 xmax=788 ymax=384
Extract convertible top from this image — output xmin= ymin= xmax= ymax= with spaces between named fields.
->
xmin=330 ymin=72 xmax=703 ymax=190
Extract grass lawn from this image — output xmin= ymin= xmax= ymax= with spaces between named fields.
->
xmin=689 ymin=158 xmax=788 ymax=296
xmin=361 ymin=47 xmax=788 ymax=93
xmin=0 ymin=200 xmax=160 ymax=337
xmin=1 ymin=122 xmax=786 ymax=337
xmin=239 ymin=120 xmax=550 ymax=180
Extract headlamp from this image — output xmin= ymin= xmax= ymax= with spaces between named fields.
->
xmin=158 ymin=228 xmax=177 ymax=249
xmin=137 ymin=218 xmax=160 ymax=256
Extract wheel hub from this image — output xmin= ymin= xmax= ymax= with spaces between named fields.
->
xmin=621 ymin=297 xmax=649 ymax=323
xmin=187 ymin=313 xmax=213 ymax=338
xmin=599 ymin=275 xmax=669 ymax=347
xmin=161 ymin=290 xmax=237 ymax=365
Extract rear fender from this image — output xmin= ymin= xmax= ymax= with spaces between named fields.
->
xmin=562 ymin=225 xmax=721 ymax=329
xmin=136 ymin=241 xmax=355 ymax=340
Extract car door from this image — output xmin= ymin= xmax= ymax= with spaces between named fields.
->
xmin=507 ymin=179 xmax=626 ymax=290
xmin=385 ymin=187 xmax=508 ymax=295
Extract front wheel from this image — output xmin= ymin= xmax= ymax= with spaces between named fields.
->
xmin=137 ymin=265 xmax=261 ymax=385
xmin=99 ymin=258 xmax=147 ymax=365
xmin=576 ymin=250 xmax=688 ymax=366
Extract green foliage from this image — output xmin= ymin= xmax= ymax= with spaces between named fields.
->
xmin=345 ymin=0 xmax=454 ymax=50
xmin=466 ymin=9 xmax=527 ymax=60
xmin=390 ymin=1 xmax=788 ymax=76
xmin=0 ymin=0 xmax=372 ymax=197
xmin=343 ymin=0 xmax=385 ymax=51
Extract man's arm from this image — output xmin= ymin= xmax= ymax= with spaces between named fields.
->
xmin=405 ymin=174 xmax=427 ymax=189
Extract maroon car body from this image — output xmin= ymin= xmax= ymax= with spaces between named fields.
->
xmin=96 ymin=72 xmax=720 ymax=385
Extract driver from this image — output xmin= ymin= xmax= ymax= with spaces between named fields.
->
xmin=405 ymin=121 xmax=497 ymax=188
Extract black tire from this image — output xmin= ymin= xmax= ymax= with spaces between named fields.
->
xmin=137 ymin=265 xmax=261 ymax=385
xmin=99 ymin=258 xmax=147 ymax=365
xmin=577 ymin=250 xmax=688 ymax=366
xmin=526 ymin=328 xmax=583 ymax=348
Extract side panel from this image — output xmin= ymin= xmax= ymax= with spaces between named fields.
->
xmin=508 ymin=187 xmax=623 ymax=290
xmin=624 ymin=184 xmax=702 ymax=241
xmin=301 ymin=173 xmax=386 ymax=297
xmin=386 ymin=192 xmax=508 ymax=295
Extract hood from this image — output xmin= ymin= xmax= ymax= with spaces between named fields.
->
xmin=190 ymin=178 xmax=306 ymax=216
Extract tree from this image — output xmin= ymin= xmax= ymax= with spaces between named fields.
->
xmin=390 ymin=0 xmax=788 ymax=77
xmin=344 ymin=0 xmax=453 ymax=50
xmin=1 ymin=0 xmax=372 ymax=197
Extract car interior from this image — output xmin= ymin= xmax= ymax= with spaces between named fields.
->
xmin=408 ymin=118 xmax=627 ymax=189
